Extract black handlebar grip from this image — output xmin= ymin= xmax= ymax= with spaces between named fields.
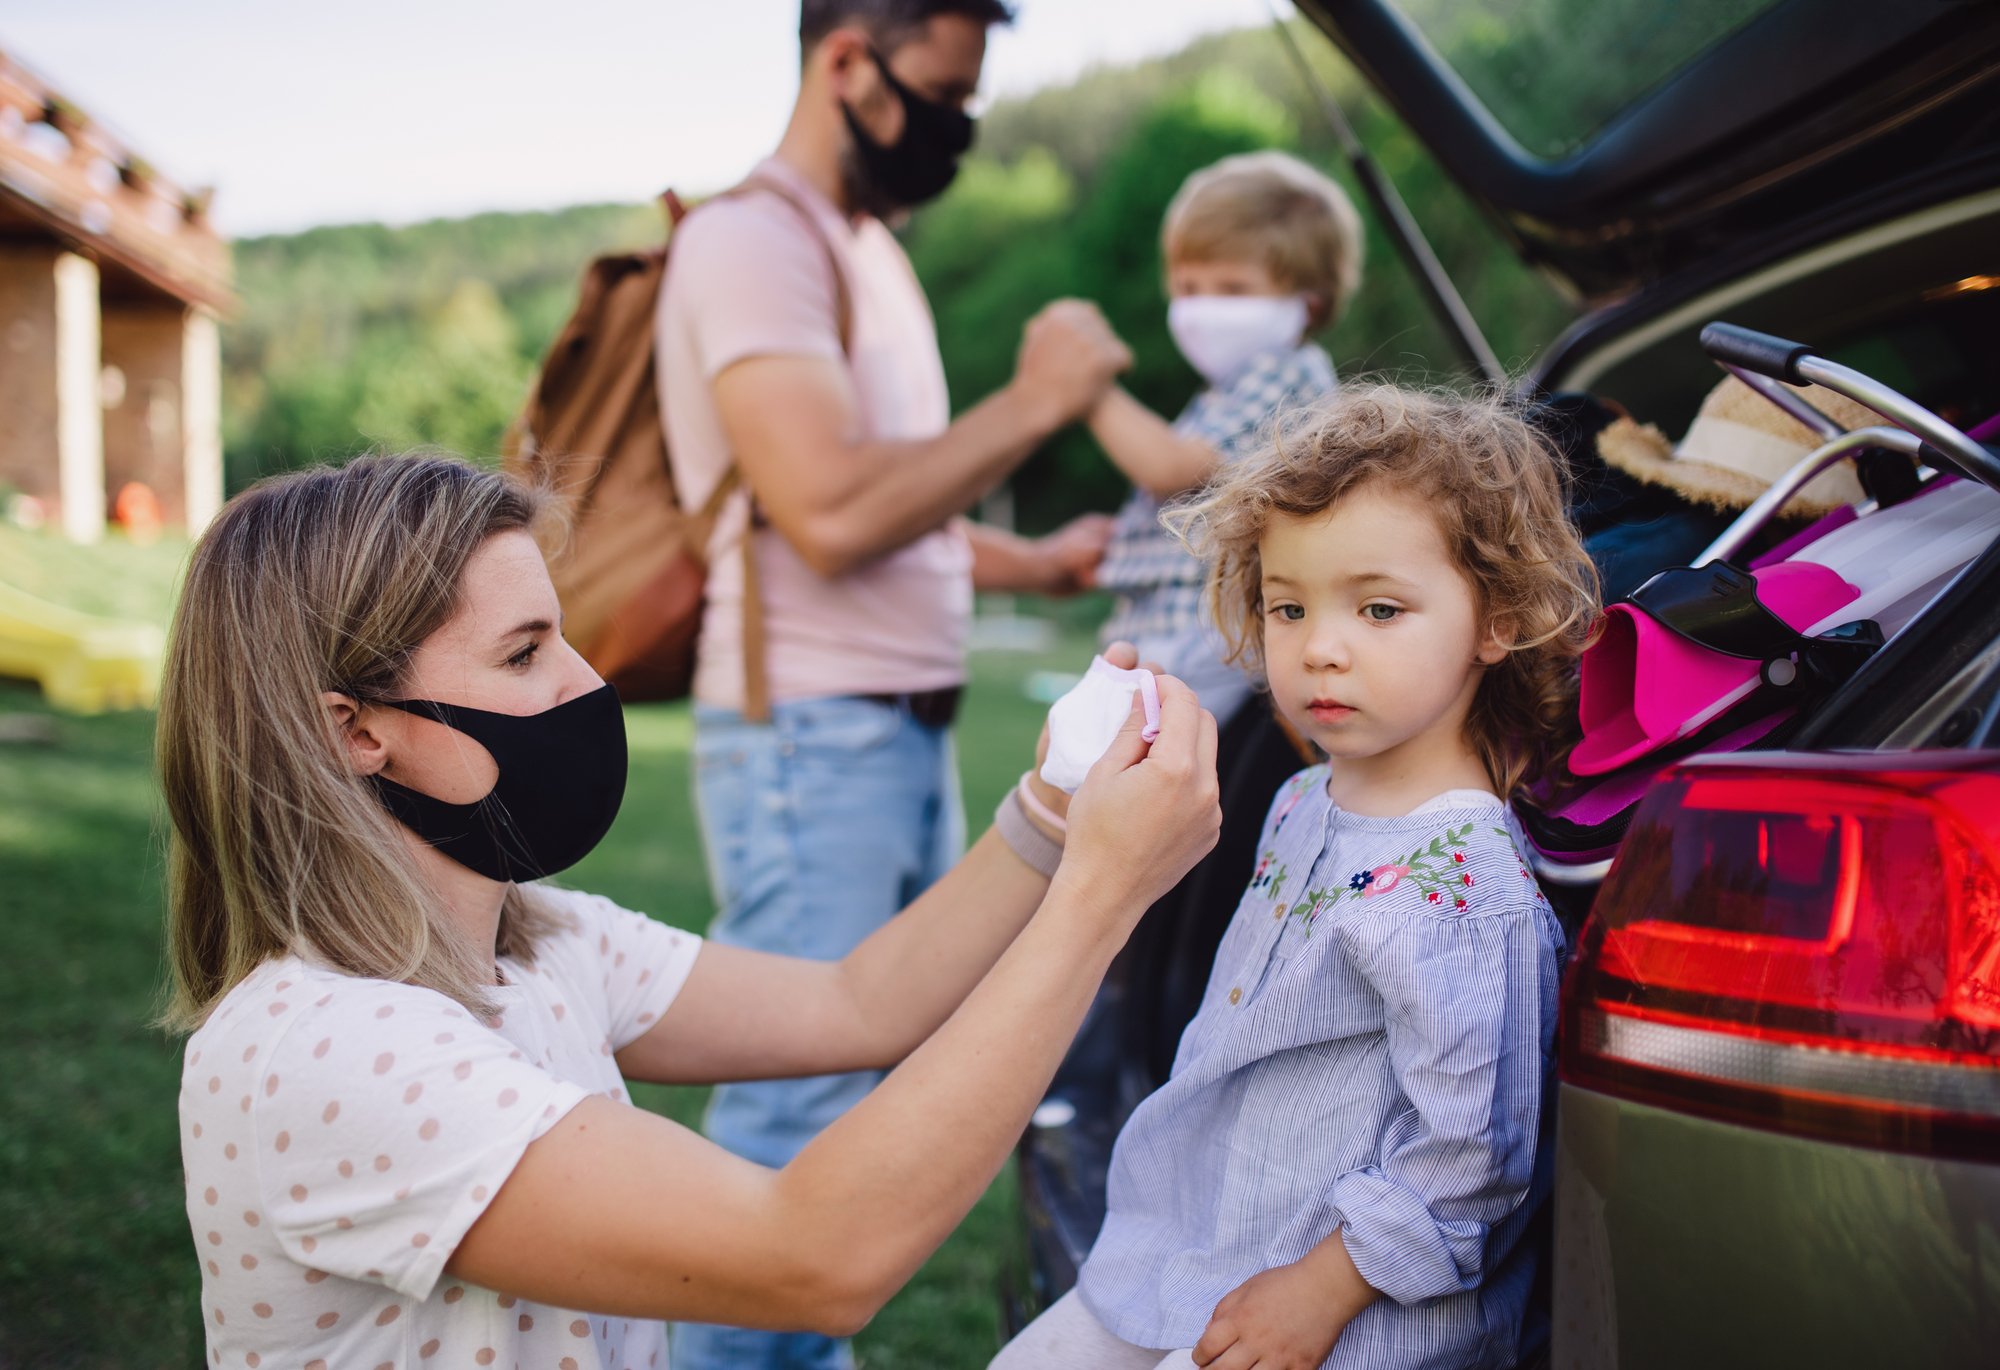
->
xmin=1699 ymin=323 xmax=1815 ymax=384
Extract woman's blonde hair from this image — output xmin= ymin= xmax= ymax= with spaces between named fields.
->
xmin=157 ymin=453 xmax=572 ymax=1033
xmin=1162 ymin=150 xmax=1365 ymax=328
xmin=1168 ymin=384 xmax=1601 ymax=798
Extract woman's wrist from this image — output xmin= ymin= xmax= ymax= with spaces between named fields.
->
xmin=993 ymin=780 xmax=1064 ymax=879
xmin=1016 ymin=771 xmax=1069 ymax=839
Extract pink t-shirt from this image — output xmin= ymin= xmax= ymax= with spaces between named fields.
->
xmin=656 ymin=156 xmax=972 ymax=711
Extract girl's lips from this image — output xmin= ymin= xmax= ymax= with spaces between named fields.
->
xmin=1307 ymin=700 xmax=1356 ymax=723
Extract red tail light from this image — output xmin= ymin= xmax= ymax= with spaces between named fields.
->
xmin=1560 ymin=752 xmax=2000 ymax=1156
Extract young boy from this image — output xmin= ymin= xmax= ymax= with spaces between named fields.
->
xmin=1090 ymin=149 xmax=1362 ymax=726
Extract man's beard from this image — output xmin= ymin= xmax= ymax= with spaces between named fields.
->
xmin=838 ymin=139 xmax=906 ymax=222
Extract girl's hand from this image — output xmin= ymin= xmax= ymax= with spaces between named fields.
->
xmin=1055 ymin=671 xmax=1219 ymax=930
xmin=1192 ymin=1235 xmax=1376 ymax=1369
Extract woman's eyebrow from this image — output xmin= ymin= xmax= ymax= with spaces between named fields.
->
xmin=497 ymin=617 xmax=554 ymax=644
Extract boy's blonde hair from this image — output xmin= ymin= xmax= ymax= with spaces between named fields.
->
xmin=1162 ymin=151 xmax=1365 ymax=328
xmin=157 ymin=453 xmax=573 ymax=1033
xmin=1168 ymin=385 xmax=1601 ymax=798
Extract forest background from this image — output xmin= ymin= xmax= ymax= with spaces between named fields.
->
xmin=222 ymin=18 xmax=1578 ymax=530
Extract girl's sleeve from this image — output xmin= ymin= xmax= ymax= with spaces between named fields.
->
xmin=248 ymin=983 xmax=590 ymax=1300
xmin=1324 ymin=894 xmax=1560 ymax=1305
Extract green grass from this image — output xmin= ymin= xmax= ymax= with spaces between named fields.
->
xmin=0 ymin=524 xmax=191 ymax=624
xmin=0 ymin=627 xmax=1091 ymax=1369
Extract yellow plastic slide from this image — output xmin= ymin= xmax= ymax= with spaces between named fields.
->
xmin=0 ymin=580 xmax=164 ymax=713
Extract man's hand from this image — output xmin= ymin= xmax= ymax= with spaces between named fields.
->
xmin=1011 ymin=299 xmax=1132 ymax=434
xmin=1031 ymin=512 xmax=1115 ymax=596
xmin=1192 ymin=1232 xmax=1377 ymax=1370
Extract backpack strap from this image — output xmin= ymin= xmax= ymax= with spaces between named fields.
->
xmin=679 ymin=173 xmax=856 ymax=723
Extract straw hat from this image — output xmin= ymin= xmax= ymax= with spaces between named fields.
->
xmin=1595 ymin=376 xmax=1884 ymax=517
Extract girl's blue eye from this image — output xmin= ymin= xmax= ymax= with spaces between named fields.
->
xmin=1363 ymin=603 xmax=1402 ymax=622
xmin=1270 ymin=604 xmax=1305 ymax=622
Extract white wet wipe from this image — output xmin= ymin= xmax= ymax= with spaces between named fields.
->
xmin=1038 ymin=655 xmax=1164 ymax=793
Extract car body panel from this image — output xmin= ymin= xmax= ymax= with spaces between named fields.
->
xmin=1555 ymin=1083 xmax=2000 ymax=1369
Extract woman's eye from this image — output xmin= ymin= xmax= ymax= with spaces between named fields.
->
xmin=505 ymin=642 xmax=539 ymax=668
xmin=1363 ymin=603 xmax=1402 ymax=622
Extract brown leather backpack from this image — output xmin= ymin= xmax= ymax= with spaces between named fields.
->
xmin=503 ymin=178 xmax=849 ymax=719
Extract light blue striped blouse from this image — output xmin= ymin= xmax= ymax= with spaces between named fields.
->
xmin=1077 ymin=767 xmax=1564 ymax=1367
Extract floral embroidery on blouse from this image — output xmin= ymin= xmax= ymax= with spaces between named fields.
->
xmin=1336 ymin=821 xmax=1480 ymax=911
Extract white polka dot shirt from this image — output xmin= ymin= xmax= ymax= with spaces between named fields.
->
xmin=178 ymin=886 xmax=701 ymax=1370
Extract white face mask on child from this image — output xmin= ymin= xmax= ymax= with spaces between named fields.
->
xmin=1168 ymin=294 xmax=1311 ymax=386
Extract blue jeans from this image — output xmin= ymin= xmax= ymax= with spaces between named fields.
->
xmin=671 ymin=695 xmax=964 ymax=1370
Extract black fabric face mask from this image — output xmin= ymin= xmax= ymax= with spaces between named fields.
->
xmin=840 ymin=45 xmax=975 ymax=211
xmin=369 ymin=682 xmax=627 ymax=883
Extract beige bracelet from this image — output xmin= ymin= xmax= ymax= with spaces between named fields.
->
xmin=993 ymin=782 xmax=1064 ymax=879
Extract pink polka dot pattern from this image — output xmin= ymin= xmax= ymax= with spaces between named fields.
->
xmin=176 ymin=889 xmax=691 ymax=1369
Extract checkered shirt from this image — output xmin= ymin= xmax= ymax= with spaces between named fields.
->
xmin=1097 ymin=344 xmax=1337 ymax=650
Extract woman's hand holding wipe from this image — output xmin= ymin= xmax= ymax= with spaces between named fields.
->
xmin=1058 ymin=672 xmax=1220 ymax=933
xmin=449 ymin=674 xmax=1218 ymax=1337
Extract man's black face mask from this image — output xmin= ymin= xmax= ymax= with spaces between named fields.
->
xmin=841 ymin=45 xmax=975 ymax=213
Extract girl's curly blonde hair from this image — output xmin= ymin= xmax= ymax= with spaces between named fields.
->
xmin=1167 ymin=383 xmax=1601 ymax=799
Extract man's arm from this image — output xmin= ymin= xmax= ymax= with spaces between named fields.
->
xmin=965 ymin=514 xmax=1114 ymax=596
xmin=713 ymin=300 xmax=1129 ymax=578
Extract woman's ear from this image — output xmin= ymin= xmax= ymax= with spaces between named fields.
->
xmin=321 ymin=691 xmax=390 ymax=777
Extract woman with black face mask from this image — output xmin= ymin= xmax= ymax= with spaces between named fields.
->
xmin=158 ymin=453 xmax=1218 ymax=1369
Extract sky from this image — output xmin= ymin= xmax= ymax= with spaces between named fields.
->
xmin=1 ymin=0 xmax=1285 ymax=237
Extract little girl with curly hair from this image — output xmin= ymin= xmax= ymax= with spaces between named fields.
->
xmin=992 ymin=384 xmax=1601 ymax=1370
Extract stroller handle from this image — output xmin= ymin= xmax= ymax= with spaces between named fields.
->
xmin=1700 ymin=321 xmax=2000 ymax=491
xmin=1700 ymin=323 xmax=1815 ymax=384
